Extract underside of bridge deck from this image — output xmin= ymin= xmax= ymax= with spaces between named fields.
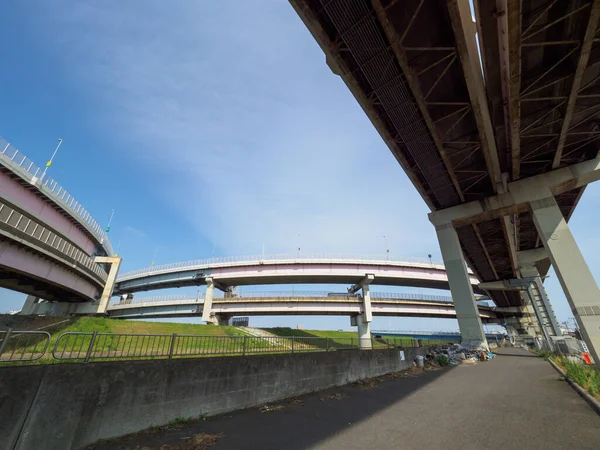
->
xmin=291 ymin=0 xmax=600 ymax=310
xmin=477 ymin=0 xmax=600 ymax=276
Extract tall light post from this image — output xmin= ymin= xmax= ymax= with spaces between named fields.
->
xmin=105 ymin=209 xmax=114 ymax=233
xmin=40 ymin=138 xmax=63 ymax=182
xmin=383 ymin=235 xmax=389 ymax=260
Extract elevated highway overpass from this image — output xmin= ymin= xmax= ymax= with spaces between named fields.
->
xmin=104 ymin=291 xmax=505 ymax=322
xmin=290 ymin=0 xmax=600 ymax=360
xmin=114 ymin=254 xmax=482 ymax=295
xmin=0 ymin=137 xmax=120 ymax=310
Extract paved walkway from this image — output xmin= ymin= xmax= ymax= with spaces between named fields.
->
xmin=90 ymin=348 xmax=600 ymax=449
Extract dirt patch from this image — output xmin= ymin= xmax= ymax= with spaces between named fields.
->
xmin=320 ymin=392 xmax=348 ymax=401
xmin=351 ymin=363 xmax=440 ymax=389
xmin=285 ymin=396 xmax=304 ymax=405
xmin=259 ymin=404 xmax=288 ymax=413
xmin=257 ymin=395 xmax=305 ymax=413
xmin=352 ymin=377 xmax=382 ymax=389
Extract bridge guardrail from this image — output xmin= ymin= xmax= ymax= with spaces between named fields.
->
xmin=0 ymin=137 xmax=113 ymax=256
xmin=0 ymin=200 xmax=108 ymax=283
xmin=0 ymin=329 xmax=51 ymax=362
xmin=117 ymin=253 xmax=449 ymax=280
xmin=110 ymin=291 xmax=455 ymax=308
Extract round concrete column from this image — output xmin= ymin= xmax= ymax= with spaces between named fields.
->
xmin=356 ymin=314 xmax=372 ymax=349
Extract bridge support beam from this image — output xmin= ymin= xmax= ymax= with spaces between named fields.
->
xmin=531 ymin=196 xmax=600 ymax=367
xmin=202 ymin=278 xmax=218 ymax=325
xmin=351 ymin=314 xmax=372 ymax=350
xmin=349 ymin=274 xmax=374 ymax=349
xmin=479 ymin=274 xmax=558 ymax=348
xmin=216 ymin=315 xmax=230 ymax=326
xmin=94 ymin=256 xmax=122 ymax=314
xmin=19 ymin=295 xmax=41 ymax=315
xmin=518 ymin=253 xmax=562 ymax=338
xmin=504 ymin=309 xmax=542 ymax=339
xmin=435 ymin=223 xmax=488 ymax=349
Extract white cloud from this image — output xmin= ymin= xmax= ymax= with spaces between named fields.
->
xmin=123 ymin=225 xmax=146 ymax=239
xmin=36 ymin=0 xmax=438 ymax=259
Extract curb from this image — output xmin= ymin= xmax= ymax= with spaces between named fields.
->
xmin=548 ymin=359 xmax=600 ymax=416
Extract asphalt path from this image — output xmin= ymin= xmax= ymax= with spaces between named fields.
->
xmin=88 ymin=347 xmax=600 ymax=450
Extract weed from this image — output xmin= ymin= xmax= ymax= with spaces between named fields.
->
xmin=552 ymin=356 xmax=600 ymax=398
xmin=435 ymin=354 xmax=450 ymax=367
xmin=534 ymin=349 xmax=552 ymax=360
xmin=168 ymin=417 xmax=188 ymax=426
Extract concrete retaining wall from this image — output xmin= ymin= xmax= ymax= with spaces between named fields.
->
xmin=0 ymin=348 xmax=424 ymax=450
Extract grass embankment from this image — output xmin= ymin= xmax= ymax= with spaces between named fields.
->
xmin=2 ymin=317 xmax=247 ymax=365
xmin=60 ymin=317 xmax=243 ymax=336
xmin=551 ymin=355 xmax=600 ymax=400
xmin=263 ymin=327 xmax=417 ymax=348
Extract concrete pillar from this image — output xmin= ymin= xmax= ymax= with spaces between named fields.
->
xmin=362 ymin=283 xmax=373 ymax=323
xmin=202 ymin=278 xmax=216 ymax=324
xmin=214 ymin=315 xmax=230 ymax=326
xmin=19 ymin=295 xmax=41 ymax=315
xmin=94 ymin=256 xmax=122 ymax=314
xmin=351 ymin=314 xmax=372 ymax=349
xmin=519 ymin=262 xmax=562 ymax=338
xmin=435 ymin=223 xmax=488 ymax=349
xmin=505 ymin=310 xmax=540 ymax=338
xmin=530 ymin=196 xmax=600 ymax=366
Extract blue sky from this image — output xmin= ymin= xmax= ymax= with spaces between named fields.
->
xmin=1 ymin=1 xmax=598 ymax=332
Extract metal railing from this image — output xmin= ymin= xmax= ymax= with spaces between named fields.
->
xmin=0 ymin=330 xmax=445 ymax=364
xmin=110 ymin=291 xmax=456 ymax=308
xmin=51 ymin=332 xmax=367 ymax=362
xmin=0 ymin=137 xmax=113 ymax=255
xmin=117 ymin=253 xmax=448 ymax=280
xmin=0 ymin=329 xmax=51 ymax=362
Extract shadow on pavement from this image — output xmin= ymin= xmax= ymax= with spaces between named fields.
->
xmin=86 ymin=366 xmax=452 ymax=450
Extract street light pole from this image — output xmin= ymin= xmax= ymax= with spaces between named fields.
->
xmin=40 ymin=138 xmax=63 ymax=182
xmin=383 ymin=235 xmax=389 ymax=260
xmin=105 ymin=209 xmax=114 ymax=233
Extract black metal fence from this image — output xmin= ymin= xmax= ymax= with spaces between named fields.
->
xmin=0 ymin=329 xmax=51 ymax=362
xmin=51 ymin=333 xmax=367 ymax=362
xmin=0 ymin=329 xmax=450 ymax=365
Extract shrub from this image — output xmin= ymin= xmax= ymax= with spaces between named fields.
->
xmin=435 ymin=354 xmax=449 ymax=367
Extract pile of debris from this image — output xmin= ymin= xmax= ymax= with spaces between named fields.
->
xmin=425 ymin=343 xmax=496 ymax=366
